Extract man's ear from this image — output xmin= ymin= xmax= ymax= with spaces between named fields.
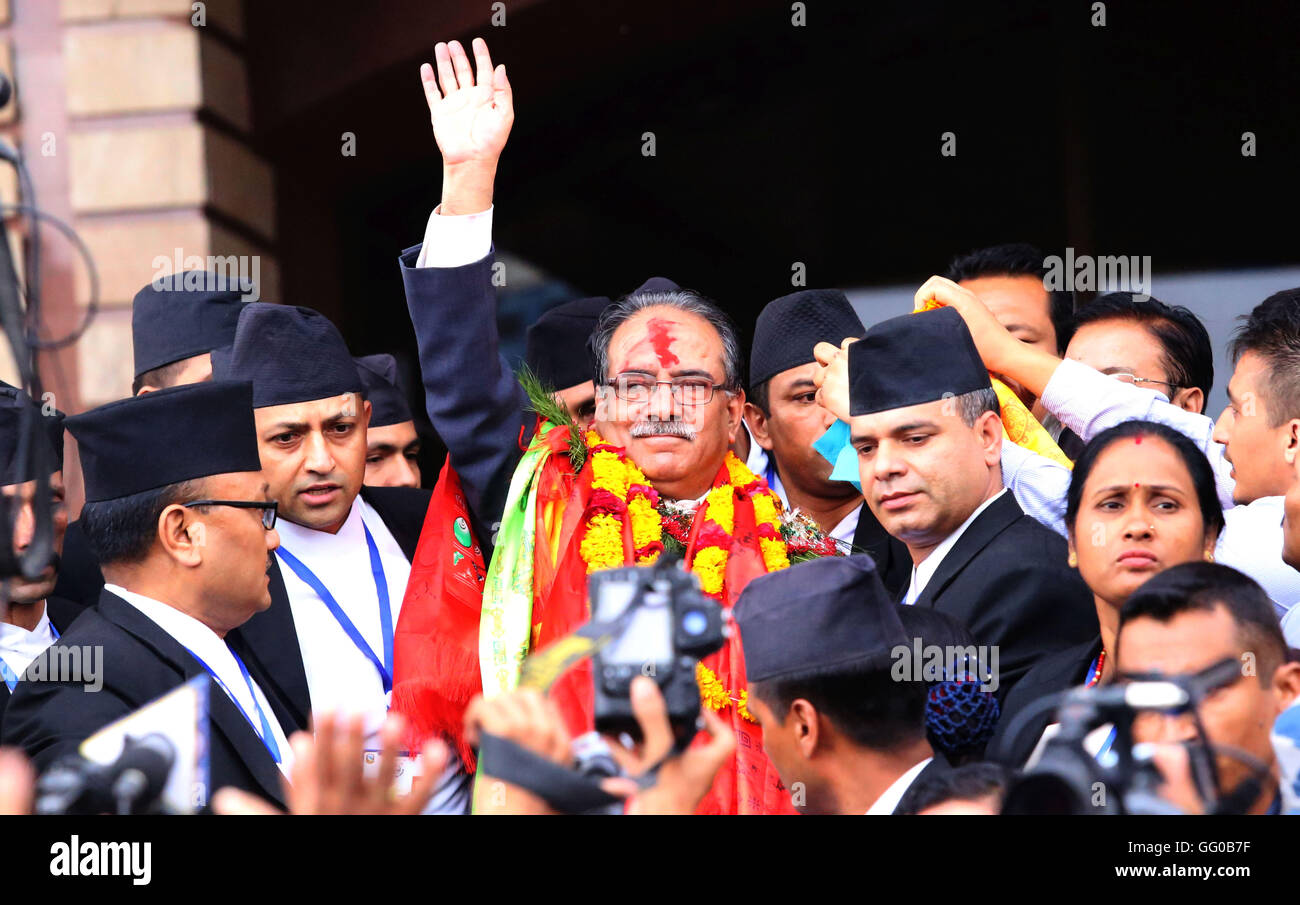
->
xmin=361 ymin=398 xmax=373 ymax=432
xmin=744 ymin=401 xmax=775 ymax=452
xmin=979 ymin=410 xmax=1003 ymax=465
xmin=1172 ymin=386 xmax=1204 ymax=415
xmin=725 ymin=388 xmax=747 ymax=445
xmin=593 ymin=384 xmax=615 ymax=425
xmin=1282 ymin=419 xmax=1300 ymax=466
xmin=157 ymin=504 xmax=203 ymax=568
xmin=1271 ymin=660 xmax=1300 ymax=710
xmin=790 ymin=698 xmax=822 ymax=758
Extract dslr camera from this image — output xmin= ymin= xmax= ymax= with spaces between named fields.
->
xmin=588 ymin=557 xmax=726 ymax=744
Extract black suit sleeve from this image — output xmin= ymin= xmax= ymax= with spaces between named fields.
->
xmin=400 ymin=245 xmax=531 ymax=533
xmin=2 ymin=680 xmax=133 ymax=770
xmin=959 ymin=559 xmax=1095 ymax=701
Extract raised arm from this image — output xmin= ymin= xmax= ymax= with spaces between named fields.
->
xmin=401 ymin=38 xmax=528 ymax=531
xmin=915 ymin=276 xmax=1234 ymax=509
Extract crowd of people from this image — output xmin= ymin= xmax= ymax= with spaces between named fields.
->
xmin=1 ymin=36 xmax=1298 ymax=816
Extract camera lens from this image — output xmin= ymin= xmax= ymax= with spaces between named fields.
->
xmin=682 ymin=610 xmax=708 ymax=636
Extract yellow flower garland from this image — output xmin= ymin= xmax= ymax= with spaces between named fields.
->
xmin=578 ymin=431 xmax=799 ymax=722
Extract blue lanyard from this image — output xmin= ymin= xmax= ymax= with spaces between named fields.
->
xmin=185 ymin=645 xmax=281 ymax=764
xmin=1 ymin=620 xmax=61 ymax=692
xmin=275 ymin=522 xmax=394 ymax=693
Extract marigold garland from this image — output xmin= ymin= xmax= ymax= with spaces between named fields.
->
xmin=576 ymin=431 xmax=817 ymax=722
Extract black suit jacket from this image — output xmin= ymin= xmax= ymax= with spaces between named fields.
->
xmin=1 ymin=590 xmax=291 ymax=809
xmin=986 ymin=635 xmax=1103 ymax=768
xmin=401 ymin=246 xmax=530 ymax=550
xmin=52 ymin=519 xmax=105 ymax=608
xmin=0 ymin=595 xmax=88 ymax=714
xmin=903 ymin=492 xmax=1097 ymax=701
xmin=892 ymin=755 xmax=953 ymax=814
xmin=226 ymin=486 xmax=432 ymax=733
xmin=850 ymin=504 xmax=910 ymax=598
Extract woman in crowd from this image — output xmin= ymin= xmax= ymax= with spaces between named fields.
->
xmin=987 ymin=420 xmax=1224 ymax=766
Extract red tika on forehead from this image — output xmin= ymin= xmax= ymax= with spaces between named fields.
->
xmin=622 ymin=316 xmax=683 ymax=370
xmin=646 ymin=317 xmax=680 ymax=368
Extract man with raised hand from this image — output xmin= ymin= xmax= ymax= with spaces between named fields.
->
xmin=398 ymin=37 xmax=830 ymax=814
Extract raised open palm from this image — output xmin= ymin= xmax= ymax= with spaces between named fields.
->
xmin=421 ymin=37 xmax=514 ymax=167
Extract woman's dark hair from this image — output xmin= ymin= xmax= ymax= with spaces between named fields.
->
xmin=1065 ymin=420 xmax=1224 ymax=541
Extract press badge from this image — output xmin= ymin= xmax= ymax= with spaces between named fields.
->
xmin=362 ymin=750 xmax=422 ymax=795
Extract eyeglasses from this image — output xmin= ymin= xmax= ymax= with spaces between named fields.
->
xmin=1107 ymin=372 xmax=1181 ymax=392
xmin=182 ymin=499 xmax=278 ymax=530
xmin=606 ymin=375 xmax=730 ymax=405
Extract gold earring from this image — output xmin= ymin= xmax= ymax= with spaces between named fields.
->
xmin=1067 ymin=550 xmax=1078 ymax=568
xmin=1205 ymin=550 xmax=1215 ymax=563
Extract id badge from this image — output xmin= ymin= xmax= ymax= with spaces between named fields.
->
xmin=362 ymin=750 xmax=422 ymax=796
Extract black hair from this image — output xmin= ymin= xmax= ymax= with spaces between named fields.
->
xmin=131 ymin=359 xmax=192 ymax=395
xmin=588 ymin=288 xmax=744 ymax=390
xmin=895 ymin=762 xmax=1009 ymax=815
xmin=78 ymin=478 xmax=205 ymax=565
xmin=750 ymin=665 xmax=927 ymax=753
xmin=1118 ymin=561 xmax=1287 ymax=681
xmin=1065 ymin=421 xmax=1224 ymax=541
xmin=1227 ymin=288 xmax=1300 ymax=427
xmin=749 ymin=379 xmax=771 ymax=415
xmin=944 ymin=242 xmax=1075 ymax=353
xmin=1073 ymin=292 xmax=1214 ymax=409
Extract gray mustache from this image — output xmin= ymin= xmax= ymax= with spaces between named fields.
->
xmin=630 ymin=421 xmax=697 ymax=440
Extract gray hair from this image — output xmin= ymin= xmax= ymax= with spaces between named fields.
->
xmin=954 ymin=387 xmax=1000 ymax=427
xmin=588 ymin=289 xmax=744 ymax=389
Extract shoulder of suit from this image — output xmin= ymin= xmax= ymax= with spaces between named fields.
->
xmin=361 ymin=485 xmax=433 ymax=518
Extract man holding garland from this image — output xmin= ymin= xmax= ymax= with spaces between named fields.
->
xmin=392 ymin=37 xmax=832 ymax=814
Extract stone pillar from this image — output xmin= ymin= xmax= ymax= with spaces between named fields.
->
xmin=1 ymin=0 xmax=278 ymax=410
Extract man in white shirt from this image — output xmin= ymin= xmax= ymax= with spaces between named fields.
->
xmin=921 ymin=276 xmax=1300 ymax=609
xmin=212 ymin=303 xmax=468 ymax=813
xmin=3 ymin=382 xmax=293 ymax=809
xmin=738 ymin=555 xmax=943 ymax=815
xmin=744 ymin=289 xmax=911 ymax=595
xmin=814 ymin=307 xmax=1096 ymax=698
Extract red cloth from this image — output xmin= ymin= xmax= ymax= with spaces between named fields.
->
xmin=389 ymin=457 xmax=487 ymax=769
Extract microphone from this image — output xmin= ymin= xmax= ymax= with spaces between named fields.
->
xmin=36 ymin=733 xmax=177 ymax=815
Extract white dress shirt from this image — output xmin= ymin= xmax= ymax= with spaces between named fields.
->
xmin=1283 ymin=605 xmax=1300 ymax=647
xmin=1000 ymin=358 xmax=1300 ymax=609
xmin=865 ymin=756 xmax=933 ymax=815
xmin=747 ymin=425 xmax=861 ymax=547
xmin=0 ymin=607 xmax=58 ymax=688
xmin=274 ymin=499 xmax=410 ymax=743
xmin=1040 ymin=358 xmax=1234 ymax=508
xmin=105 ymin=583 xmax=294 ymax=776
xmin=902 ymin=490 xmax=1007 ymax=606
xmin=415 ymin=204 xmax=493 ymax=269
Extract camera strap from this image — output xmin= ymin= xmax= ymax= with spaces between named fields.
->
xmin=477 ymin=731 xmax=634 ymax=813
